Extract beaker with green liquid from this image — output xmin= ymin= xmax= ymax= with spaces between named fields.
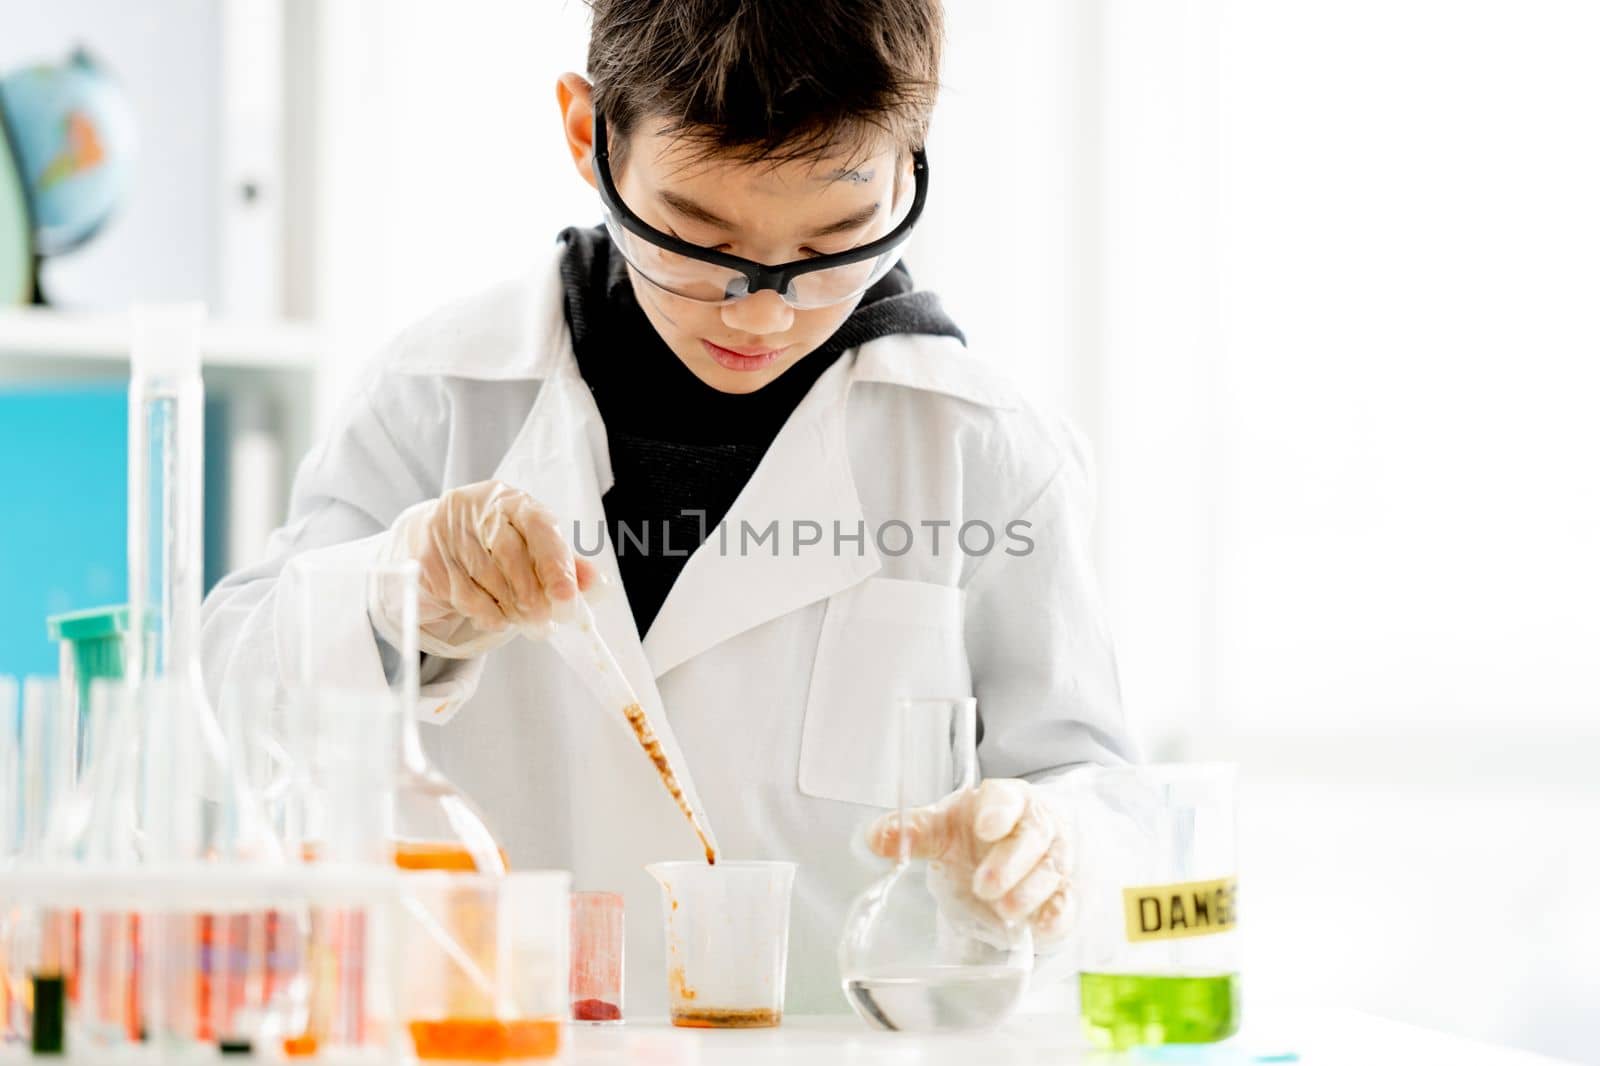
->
xmin=1070 ymin=764 xmax=1239 ymax=1051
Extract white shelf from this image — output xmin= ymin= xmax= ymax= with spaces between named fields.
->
xmin=0 ymin=306 xmax=326 ymax=371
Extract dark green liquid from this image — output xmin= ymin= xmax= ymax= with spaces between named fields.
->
xmin=31 ymin=974 xmax=66 ymax=1055
xmin=1079 ymin=972 xmax=1240 ymax=1050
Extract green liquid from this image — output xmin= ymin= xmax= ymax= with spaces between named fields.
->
xmin=31 ymin=974 xmax=66 ymax=1055
xmin=1079 ymin=972 xmax=1240 ymax=1050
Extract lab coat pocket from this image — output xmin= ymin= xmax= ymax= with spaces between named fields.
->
xmin=797 ymin=577 xmax=972 ymax=808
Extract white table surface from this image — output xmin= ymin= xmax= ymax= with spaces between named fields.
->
xmin=564 ymin=1009 xmax=1576 ymax=1066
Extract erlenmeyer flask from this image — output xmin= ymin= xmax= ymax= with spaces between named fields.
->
xmin=373 ymin=561 xmax=506 ymax=873
xmin=289 ymin=559 xmax=506 ymax=874
xmin=837 ymin=697 xmax=1033 ymax=1032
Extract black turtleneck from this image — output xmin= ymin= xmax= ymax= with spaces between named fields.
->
xmin=557 ymin=225 xmax=962 ymax=637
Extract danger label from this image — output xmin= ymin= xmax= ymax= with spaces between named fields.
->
xmin=1122 ymin=877 xmax=1238 ymax=943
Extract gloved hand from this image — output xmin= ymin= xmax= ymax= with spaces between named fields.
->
xmin=866 ymin=778 xmax=1072 ymax=949
xmin=375 ymin=480 xmax=600 ymax=657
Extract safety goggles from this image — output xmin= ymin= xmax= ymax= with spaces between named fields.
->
xmin=592 ymin=112 xmax=929 ymax=310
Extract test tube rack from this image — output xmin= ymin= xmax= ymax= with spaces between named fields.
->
xmin=0 ymin=863 xmax=403 ymax=1065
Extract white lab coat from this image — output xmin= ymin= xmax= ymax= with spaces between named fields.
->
xmin=201 ymin=244 xmax=1133 ymax=1014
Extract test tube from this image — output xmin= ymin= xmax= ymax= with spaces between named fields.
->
xmin=20 ymin=678 xmax=74 ymax=1056
xmin=0 ymin=676 xmax=16 ymax=1047
xmin=135 ymin=678 xmax=207 ymax=1055
xmin=72 ymin=681 xmax=142 ymax=1053
xmin=18 ymin=678 xmax=73 ymax=862
xmin=569 ymin=893 xmax=624 ymax=1024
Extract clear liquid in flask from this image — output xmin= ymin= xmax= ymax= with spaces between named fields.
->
xmin=844 ymin=965 xmax=1027 ymax=1032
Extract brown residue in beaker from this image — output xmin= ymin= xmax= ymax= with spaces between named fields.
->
xmin=668 ymin=964 xmax=697 ymax=1003
xmin=622 ymin=702 xmax=719 ymax=864
xmin=671 ymin=1007 xmax=781 ymax=1029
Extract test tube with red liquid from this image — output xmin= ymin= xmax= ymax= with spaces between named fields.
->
xmin=569 ymin=893 xmax=623 ymax=1024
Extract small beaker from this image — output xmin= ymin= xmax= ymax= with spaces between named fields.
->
xmin=1071 ymin=763 xmax=1240 ymax=1050
xmin=569 ymin=892 xmax=623 ymax=1024
xmin=397 ymin=871 xmax=569 ymax=1061
xmin=645 ymin=861 xmax=795 ymax=1029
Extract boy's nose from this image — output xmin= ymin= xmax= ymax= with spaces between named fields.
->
xmin=721 ymin=290 xmax=795 ymax=336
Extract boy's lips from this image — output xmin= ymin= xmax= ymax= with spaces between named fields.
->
xmin=701 ymin=339 xmax=787 ymax=372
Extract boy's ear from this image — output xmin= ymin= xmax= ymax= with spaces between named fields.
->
xmin=556 ymin=73 xmax=598 ymax=189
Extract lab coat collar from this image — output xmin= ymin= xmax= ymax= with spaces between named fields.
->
xmin=848 ymin=332 xmax=1021 ymax=412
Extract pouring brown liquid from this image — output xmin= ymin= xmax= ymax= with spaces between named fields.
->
xmin=622 ymin=702 xmax=718 ymax=864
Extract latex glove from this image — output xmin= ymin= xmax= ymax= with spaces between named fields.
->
xmin=866 ymin=778 xmax=1071 ymax=949
xmin=375 ymin=480 xmax=600 ymax=657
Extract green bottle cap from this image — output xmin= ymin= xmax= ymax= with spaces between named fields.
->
xmin=46 ymin=604 xmax=131 ymax=643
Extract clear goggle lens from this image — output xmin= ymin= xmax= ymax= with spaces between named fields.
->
xmin=604 ymin=216 xmax=906 ymax=309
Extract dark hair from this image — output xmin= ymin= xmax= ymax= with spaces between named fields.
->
xmin=586 ymin=0 xmax=943 ymax=168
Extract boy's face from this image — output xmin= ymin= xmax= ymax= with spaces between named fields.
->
xmin=559 ymin=76 xmax=911 ymax=395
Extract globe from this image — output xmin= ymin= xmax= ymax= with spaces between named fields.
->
xmin=0 ymin=47 xmax=137 ymax=259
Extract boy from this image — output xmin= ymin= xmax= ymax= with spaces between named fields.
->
xmin=203 ymin=0 xmax=1131 ymax=1012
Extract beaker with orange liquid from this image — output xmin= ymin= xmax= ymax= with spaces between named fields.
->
xmin=398 ymin=873 xmax=568 ymax=1062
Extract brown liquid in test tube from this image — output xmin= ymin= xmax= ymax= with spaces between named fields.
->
xmin=622 ymin=703 xmax=718 ymax=864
